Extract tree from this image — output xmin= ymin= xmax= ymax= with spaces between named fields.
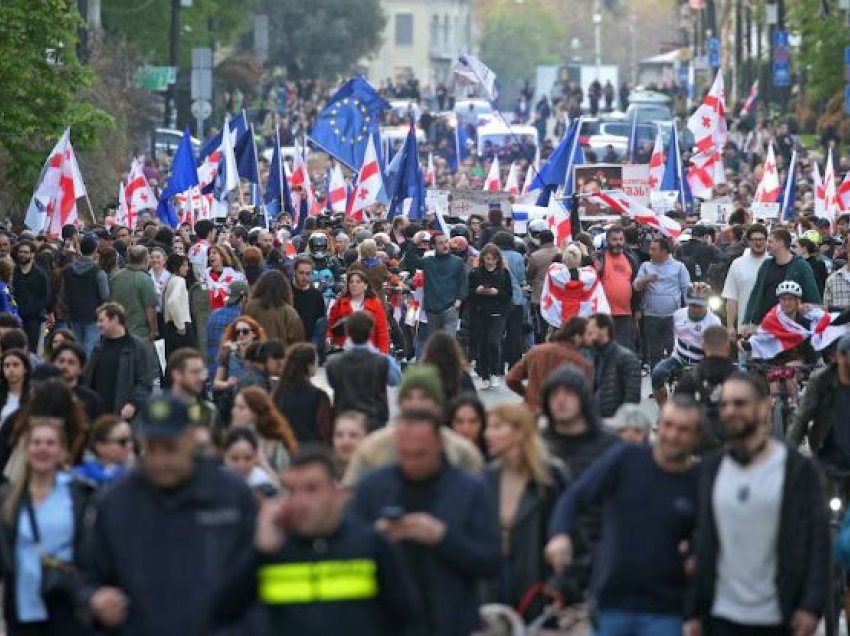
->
xmin=0 ymin=0 xmax=111 ymax=214
xmin=479 ymin=0 xmax=566 ymax=100
xmin=790 ymin=0 xmax=850 ymax=104
xmin=259 ymin=0 xmax=385 ymax=79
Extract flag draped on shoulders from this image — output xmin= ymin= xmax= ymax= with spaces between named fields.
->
xmin=541 ymin=263 xmax=609 ymax=328
xmin=749 ymin=305 xmax=850 ymax=359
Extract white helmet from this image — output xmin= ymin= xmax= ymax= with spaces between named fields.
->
xmin=775 ymin=280 xmax=803 ymax=298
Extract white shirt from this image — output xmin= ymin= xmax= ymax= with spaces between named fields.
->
xmin=672 ymin=307 xmax=721 ymax=364
xmin=722 ymin=249 xmax=768 ymax=328
xmin=711 ymin=441 xmax=787 ymax=625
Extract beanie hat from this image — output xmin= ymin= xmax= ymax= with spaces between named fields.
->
xmin=398 ymin=364 xmax=444 ymax=406
xmin=540 ymin=365 xmax=598 ymax=430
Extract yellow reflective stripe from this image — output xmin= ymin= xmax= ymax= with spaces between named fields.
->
xmin=259 ymin=559 xmax=378 ymax=604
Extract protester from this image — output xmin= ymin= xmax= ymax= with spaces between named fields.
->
xmin=506 ymin=317 xmax=594 ymax=412
xmin=162 ymin=252 xmax=194 ymax=356
xmin=526 ymin=229 xmax=559 ymax=343
xmin=586 ymin=313 xmax=642 ymax=418
xmin=221 ymin=427 xmax=279 ymax=493
xmin=237 ymin=339 xmax=286 ymax=391
xmin=205 ymin=244 xmax=246 ymax=311
xmin=633 ymin=237 xmax=692 ymax=369
xmin=290 ymin=255 xmax=328 ymax=359
xmin=493 ymin=231 xmax=527 ymax=371
xmin=420 ymin=330 xmax=476 ymax=403
xmin=722 ymin=223 xmax=768 ymax=334
xmin=205 ymin=279 xmax=249 ymax=379
xmin=273 ymin=343 xmax=332 ymax=444
xmin=604 ymin=402 xmax=653 ymax=444
xmin=231 ymin=386 xmax=298 ymax=475
xmin=483 ymin=403 xmax=568 ymax=619
xmin=332 ymin=411 xmax=369 ymax=477
xmin=11 ymin=240 xmax=51 ymax=352
xmin=165 ymin=348 xmax=218 ymax=430
xmin=0 ymin=349 xmax=31 ymax=428
xmin=109 ymin=245 xmax=158 ymax=341
xmin=49 ymin=341 xmax=105 ymax=421
xmin=244 ymin=269 xmax=305 ymax=348
xmin=825 ymin=257 xmax=850 ymax=311
xmin=80 ymin=394 xmax=257 ymax=636
xmin=467 ymin=243 xmax=512 ymax=388
xmin=82 ymin=302 xmax=155 ymax=420
xmin=547 ymin=396 xmax=702 ymax=636
xmin=148 ymin=246 xmax=170 ymax=336
xmin=74 ymin=414 xmax=133 ymax=485
xmin=446 ymin=393 xmax=488 ymax=458
xmin=59 ymin=234 xmax=109 ymax=355
xmin=685 ymin=373 xmax=828 ymax=636
xmin=350 ymin=408 xmax=500 ymax=636
xmin=594 ymin=226 xmax=639 ymax=349
xmin=211 ymin=315 xmax=266 ymax=405
xmin=419 ymin=232 xmax=468 ymax=336
xmin=326 ymin=269 xmax=390 ymax=354
xmin=0 ymin=416 xmax=95 ymax=636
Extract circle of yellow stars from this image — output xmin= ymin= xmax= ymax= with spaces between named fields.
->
xmin=329 ymin=98 xmax=372 ymax=145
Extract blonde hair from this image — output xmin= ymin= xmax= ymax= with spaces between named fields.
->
xmin=563 ymin=244 xmax=583 ymax=268
xmin=359 ymin=239 xmax=378 ymax=260
xmin=488 ymin=404 xmax=552 ymax=487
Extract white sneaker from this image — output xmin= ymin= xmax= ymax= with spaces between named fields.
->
xmin=491 ymin=376 xmax=501 ymax=388
xmin=481 ymin=379 xmax=491 ymax=390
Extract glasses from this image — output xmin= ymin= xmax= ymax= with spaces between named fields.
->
xmin=234 ymin=328 xmax=252 ymax=336
xmin=107 ymin=437 xmax=132 ymax=447
xmin=720 ymin=398 xmax=752 ymax=409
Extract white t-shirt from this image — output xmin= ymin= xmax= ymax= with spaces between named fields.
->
xmin=722 ymin=249 xmax=767 ymax=328
xmin=711 ymin=441 xmax=787 ymax=625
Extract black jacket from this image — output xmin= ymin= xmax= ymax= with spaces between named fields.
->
xmin=787 ymin=363 xmax=844 ymax=453
xmin=349 ymin=463 xmax=500 ymax=636
xmin=228 ymin=515 xmax=414 ymax=636
xmin=593 ymin=341 xmax=642 ymax=418
xmin=326 ymin=347 xmax=389 ymax=431
xmin=0 ymin=475 xmax=96 ymax=634
xmin=79 ymin=459 xmax=257 ymax=636
xmin=686 ymin=447 xmax=829 ymax=624
xmin=82 ymin=333 xmax=155 ymax=414
xmin=467 ymin=267 xmax=512 ymax=316
xmin=675 ymin=356 xmax=736 ymax=451
xmin=482 ymin=461 xmax=569 ymax=616
xmin=12 ymin=264 xmax=50 ymax=320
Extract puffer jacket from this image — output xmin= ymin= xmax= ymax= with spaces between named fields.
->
xmin=593 ymin=341 xmax=642 ymax=418
xmin=786 ymin=363 xmax=842 ymax=452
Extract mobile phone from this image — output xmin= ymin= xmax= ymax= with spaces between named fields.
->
xmin=380 ymin=505 xmax=405 ymax=521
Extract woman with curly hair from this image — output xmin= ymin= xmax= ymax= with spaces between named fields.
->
xmin=421 ymin=330 xmax=476 ymax=403
xmin=230 ymin=386 xmax=298 ymax=475
xmin=212 ymin=316 xmax=265 ymax=424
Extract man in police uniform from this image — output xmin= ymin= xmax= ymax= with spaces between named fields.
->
xmin=252 ymin=446 xmax=414 ymax=635
xmin=80 ymin=394 xmax=257 ymax=636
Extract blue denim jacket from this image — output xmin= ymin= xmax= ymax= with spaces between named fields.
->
xmin=503 ymin=250 xmax=526 ymax=305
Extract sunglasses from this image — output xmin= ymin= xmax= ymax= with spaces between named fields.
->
xmin=107 ymin=437 xmax=132 ymax=447
xmin=234 ymin=328 xmax=253 ymax=336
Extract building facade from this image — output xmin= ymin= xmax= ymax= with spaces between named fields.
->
xmin=364 ymin=0 xmax=474 ymax=91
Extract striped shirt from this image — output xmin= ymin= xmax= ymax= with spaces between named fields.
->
xmin=672 ymin=307 xmax=722 ymax=364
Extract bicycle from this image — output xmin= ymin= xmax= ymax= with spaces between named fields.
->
xmin=747 ymin=361 xmax=817 ymax=439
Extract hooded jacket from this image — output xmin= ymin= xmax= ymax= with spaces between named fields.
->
xmin=60 ymin=257 xmax=109 ymax=323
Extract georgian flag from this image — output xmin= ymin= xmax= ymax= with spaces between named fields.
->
xmin=425 ymin=152 xmax=436 ymax=187
xmin=292 ymin=142 xmax=320 ymax=218
xmin=813 ymin=159 xmax=826 ymax=220
xmin=588 ymin=189 xmax=683 ymax=239
xmin=348 ymin=135 xmax=382 ymax=223
xmin=522 ymin=156 xmax=538 ymax=196
xmin=837 ymin=170 xmax=850 ymax=213
xmin=124 ymin=157 xmax=157 ymax=227
xmin=823 ymin=148 xmax=837 ymax=224
xmin=504 ymin=161 xmax=520 ymax=196
xmin=546 ymin=197 xmax=572 ymax=248
xmin=328 ymin=162 xmax=347 ymax=213
xmin=740 ymin=80 xmax=759 ymax=117
xmin=687 ymin=149 xmax=725 ymax=200
xmin=687 ymin=70 xmax=727 ymax=155
xmin=749 ymin=305 xmax=850 ymax=359
xmin=24 ymin=128 xmax=86 ymax=235
xmin=753 ymin=144 xmax=780 ymax=203
xmin=648 ymin=133 xmax=665 ymax=191
xmin=484 ymin=156 xmax=501 ymax=192
xmin=541 ymin=263 xmax=610 ymax=328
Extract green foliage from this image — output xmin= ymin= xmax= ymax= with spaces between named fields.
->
xmin=102 ymin=0 xmax=255 ymax=65
xmin=259 ymin=0 xmax=385 ymax=79
xmin=789 ymin=0 xmax=850 ymax=103
xmin=479 ymin=0 xmax=566 ymax=97
xmin=0 ymin=0 xmax=112 ymax=210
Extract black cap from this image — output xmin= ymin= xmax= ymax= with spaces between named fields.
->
xmin=140 ymin=394 xmax=197 ymax=438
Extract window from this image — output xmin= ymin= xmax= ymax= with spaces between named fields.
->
xmin=430 ymin=14 xmax=439 ymax=47
xmin=395 ymin=14 xmax=414 ymax=46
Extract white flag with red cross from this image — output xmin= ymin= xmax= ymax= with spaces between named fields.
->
xmin=504 ymin=162 xmax=520 ymax=196
xmin=588 ymin=189 xmax=682 ymax=239
xmin=348 ymin=135 xmax=382 ymax=223
xmin=753 ymin=144 xmax=780 ymax=203
xmin=546 ymin=197 xmax=572 ymax=248
xmin=484 ymin=156 xmax=501 ymax=192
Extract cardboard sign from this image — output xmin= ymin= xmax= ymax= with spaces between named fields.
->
xmin=751 ymin=202 xmax=780 ymax=220
xmin=699 ymin=200 xmax=734 ymax=224
xmin=651 ymin=191 xmax=679 ymax=213
xmin=447 ymin=189 xmax=511 ymax=218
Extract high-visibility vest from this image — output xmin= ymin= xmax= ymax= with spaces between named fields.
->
xmin=259 ymin=559 xmax=378 ymax=604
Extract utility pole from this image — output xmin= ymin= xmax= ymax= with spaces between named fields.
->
xmin=165 ymin=0 xmax=180 ymax=128
xmin=593 ymin=0 xmax=602 ymax=80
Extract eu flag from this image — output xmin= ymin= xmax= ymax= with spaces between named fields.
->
xmin=309 ymin=77 xmax=390 ymax=171
xmin=157 ymin=129 xmax=199 ymax=227
xmin=533 ymin=119 xmax=584 ymax=206
xmin=387 ymin=122 xmax=425 ymax=220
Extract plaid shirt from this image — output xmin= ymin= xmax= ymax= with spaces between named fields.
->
xmin=824 ymin=269 xmax=850 ymax=310
xmin=205 ymin=305 xmax=241 ymax=377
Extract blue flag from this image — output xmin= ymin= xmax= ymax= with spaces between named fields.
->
xmin=234 ymin=126 xmax=259 ymax=183
xmin=387 ymin=122 xmax=426 ymax=220
xmin=264 ymin=131 xmax=293 ymax=218
xmin=778 ymin=150 xmax=797 ymax=222
xmin=450 ymin=123 xmax=471 ymax=171
xmin=533 ymin=119 xmax=584 ymax=206
xmin=157 ymin=129 xmax=200 ymax=227
xmin=660 ymin=124 xmax=693 ymax=212
xmin=309 ymin=77 xmax=390 ymax=170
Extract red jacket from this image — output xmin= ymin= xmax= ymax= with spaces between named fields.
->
xmin=326 ymin=295 xmax=390 ymax=353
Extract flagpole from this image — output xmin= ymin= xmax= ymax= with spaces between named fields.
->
xmin=82 ymin=192 xmax=97 ymax=227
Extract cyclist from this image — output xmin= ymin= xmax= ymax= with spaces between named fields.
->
xmin=651 ymin=283 xmax=721 ymax=407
